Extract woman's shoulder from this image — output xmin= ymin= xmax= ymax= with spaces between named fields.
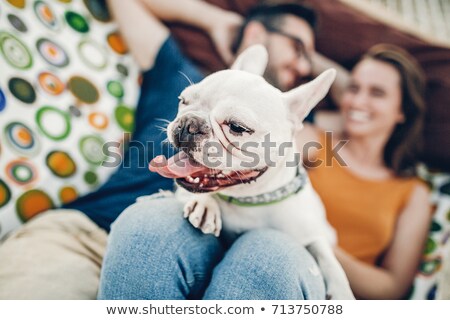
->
xmin=393 ymin=175 xmax=430 ymax=208
xmin=299 ymin=126 xmax=348 ymax=168
xmin=395 ymin=175 xmax=428 ymax=190
xmin=297 ymin=123 xmax=322 ymax=143
xmin=296 ymin=124 xmax=321 ymax=160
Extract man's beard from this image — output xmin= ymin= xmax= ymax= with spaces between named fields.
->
xmin=263 ymin=65 xmax=284 ymax=91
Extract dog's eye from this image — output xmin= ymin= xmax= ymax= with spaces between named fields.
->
xmin=227 ymin=122 xmax=253 ymax=136
xmin=178 ymin=96 xmax=187 ymax=105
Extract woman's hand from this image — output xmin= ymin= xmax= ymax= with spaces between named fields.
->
xmin=208 ymin=11 xmax=243 ymax=65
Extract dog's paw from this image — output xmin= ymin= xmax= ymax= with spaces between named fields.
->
xmin=183 ymin=196 xmax=222 ymax=237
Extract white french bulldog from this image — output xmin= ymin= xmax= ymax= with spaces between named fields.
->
xmin=150 ymin=45 xmax=354 ymax=300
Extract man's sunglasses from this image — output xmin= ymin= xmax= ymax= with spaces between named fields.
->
xmin=263 ymin=25 xmax=312 ymax=64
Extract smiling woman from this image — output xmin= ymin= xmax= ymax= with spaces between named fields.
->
xmin=346 ymin=45 xmax=426 ymax=176
xmin=299 ymin=44 xmax=431 ymax=299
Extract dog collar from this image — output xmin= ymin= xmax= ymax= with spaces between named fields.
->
xmin=216 ymin=168 xmax=307 ymax=207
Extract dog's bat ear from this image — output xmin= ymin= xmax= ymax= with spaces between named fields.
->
xmin=230 ymin=45 xmax=268 ymax=76
xmin=283 ymin=69 xmax=336 ymax=125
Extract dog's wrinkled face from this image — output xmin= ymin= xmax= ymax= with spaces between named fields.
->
xmin=168 ymin=70 xmax=283 ymax=192
xmin=151 ymin=46 xmax=336 ymax=193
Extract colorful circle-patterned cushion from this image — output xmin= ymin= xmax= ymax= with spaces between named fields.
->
xmin=408 ymin=168 xmax=450 ymax=299
xmin=0 ymin=0 xmax=139 ymax=238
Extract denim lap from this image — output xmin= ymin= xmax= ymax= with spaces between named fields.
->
xmin=204 ymin=229 xmax=326 ymax=300
xmin=98 ymin=197 xmax=326 ymax=300
xmin=98 ymin=197 xmax=224 ymax=299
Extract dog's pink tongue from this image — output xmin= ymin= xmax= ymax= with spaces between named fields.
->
xmin=149 ymin=152 xmax=204 ymax=178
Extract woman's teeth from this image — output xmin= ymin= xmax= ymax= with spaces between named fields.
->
xmin=348 ymin=110 xmax=370 ymax=122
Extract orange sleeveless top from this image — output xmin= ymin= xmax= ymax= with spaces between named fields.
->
xmin=308 ymin=132 xmax=422 ymax=265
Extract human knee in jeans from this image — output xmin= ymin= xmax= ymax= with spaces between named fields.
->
xmin=98 ymin=196 xmax=325 ymax=299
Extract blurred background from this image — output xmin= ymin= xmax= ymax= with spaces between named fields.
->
xmin=0 ymin=0 xmax=449 ymax=300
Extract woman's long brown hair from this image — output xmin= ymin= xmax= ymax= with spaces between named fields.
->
xmin=362 ymin=44 xmax=426 ymax=177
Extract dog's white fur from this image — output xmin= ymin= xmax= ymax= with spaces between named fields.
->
xmin=168 ymin=45 xmax=355 ymax=299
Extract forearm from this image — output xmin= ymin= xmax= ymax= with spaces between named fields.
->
xmin=107 ymin=0 xmax=169 ymax=70
xmin=140 ymin=0 xmax=228 ymax=33
xmin=335 ymin=248 xmax=407 ymax=299
xmin=311 ymin=52 xmax=350 ymax=106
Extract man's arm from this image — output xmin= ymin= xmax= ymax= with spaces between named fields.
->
xmin=311 ymin=52 xmax=351 ymax=106
xmin=107 ymin=0 xmax=241 ymax=70
xmin=139 ymin=0 xmax=233 ymax=34
xmin=107 ymin=0 xmax=168 ymax=70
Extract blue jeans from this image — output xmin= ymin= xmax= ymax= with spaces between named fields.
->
xmin=98 ymin=197 xmax=326 ymax=299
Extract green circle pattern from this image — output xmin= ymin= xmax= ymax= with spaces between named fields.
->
xmin=0 ymin=179 xmax=12 ymax=209
xmin=107 ymin=80 xmax=124 ymax=98
xmin=12 ymin=164 xmax=33 ymax=183
xmin=115 ymin=105 xmax=134 ymax=132
xmin=424 ymin=237 xmax=438 ymax=255
xmin=78 ymin=40 xmax=108 ymax=70
xmin=65 ymin=11 xmax=89 ymax=33
xmin=8 ymin=77 xmax=36 ymax=104
xmin=419 ymin=257 xmax=442 ymax=276
xmin=36 ymin=106 xmax=71 ymax=141
xmin=0 ymin=32 xmax=33 ymax=69
xmin=79 ymin=135 xmax=106 ymax=165
xmin=84 ymin=171 xmax=98 ymax=185
xmin=68 ymin=76 xmax=99 ymax=104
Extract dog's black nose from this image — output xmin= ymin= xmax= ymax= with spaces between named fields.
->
xmin=185 ymin=118 xmax=201 ymax=135
xmin=172 ymin=116 xmax=211 ymax=150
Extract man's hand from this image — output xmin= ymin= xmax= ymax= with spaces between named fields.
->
xmin=310 ymin=52 xmax=350 ymax=105
xmin=108 ymin=0 xmax=244 ymax=70
xmin=208 ymin=12 xmax=243 ymax=65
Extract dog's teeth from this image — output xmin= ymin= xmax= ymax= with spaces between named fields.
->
xmin=204 ymin=174 xmax=208 ymax=178
xmin=217 ymin=174 xmax=225 ymax=178
xmin=193 ymin=177 xmax=200 ymax=183
xmin=199 ymin=183 xmax=204 ymax=188
xmin=222 ymin=170 xmax=231 ymax=175
xmin=187 ymin=176 xmax=194 ymax=183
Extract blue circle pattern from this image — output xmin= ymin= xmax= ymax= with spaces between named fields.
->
xmin=0 ymin=88 xmax=6 ymax=112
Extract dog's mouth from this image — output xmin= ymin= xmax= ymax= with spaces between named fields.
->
xmin=176 ymin=166 xmax=267 ymax=193
xmin=149 ymin=152 xmax=267 ymax=193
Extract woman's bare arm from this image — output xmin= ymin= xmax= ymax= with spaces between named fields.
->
xmin=335 ymin=184 xmax=431 ymax=299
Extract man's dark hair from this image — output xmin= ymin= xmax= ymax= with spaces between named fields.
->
xmin=232 ymin=2 xmax=317 ymax=53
